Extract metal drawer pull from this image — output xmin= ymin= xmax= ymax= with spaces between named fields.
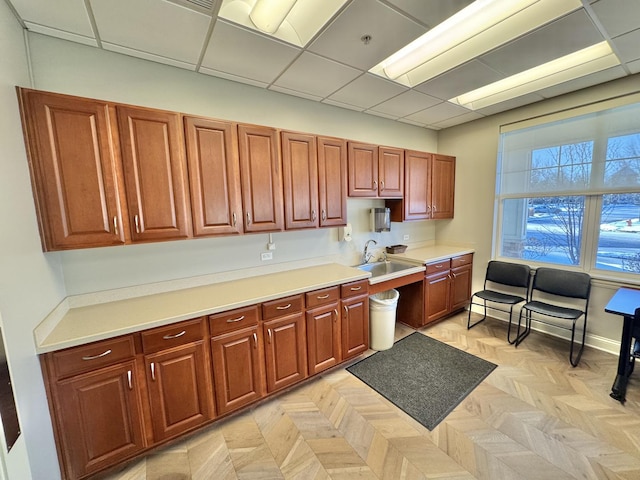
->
xmin=322 ymin=210 xmax=326 ymax=221
xmin=134 ymin=214 xmax=140 ymax=234
xmin=276 ymin=303 xmax=292 ymax=310
xmin=163 ymin=330 xmax=186 ymax=340
xmin=435 ymin=264 xmax=443 ymax=268
xmin=350 ymin=286 xmax=362 ymax=291
xmin=226 ymin=315 xmax=245 ymax=323
xmin=267 ymin=329 xmax=272 ymax=344
xmin=252 ymin=332 xmax=257 ymax=348
xmin=232 ymin=212 xmax=237 ymax=227
xmin=343 ymin=305 xmax=348 ymax=320
xmin=82 ymin=349 xmax=112 ymax=361
xmin=113 ymin=216 xmax=119 ymax=235
xmin=334 ymin=309 xmax=338 ymax=322
xmin=246 ymin=212 xmax=251 ymax=225
xmin=150 ymin=362 xmax=156 ymax=381
xmin=127 ymin=370 xmax=132 ymax=390
xmin=317 ymin=294 xmax=330 ymax=299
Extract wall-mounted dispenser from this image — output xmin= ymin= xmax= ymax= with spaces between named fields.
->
xmin=371 ymin=207 xmax=391 ymax=232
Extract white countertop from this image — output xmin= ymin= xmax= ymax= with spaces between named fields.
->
xmin=388 ymin=245 xmax=475 ymax=265
xmin=36 ymin=263 xmax=369 ymax=354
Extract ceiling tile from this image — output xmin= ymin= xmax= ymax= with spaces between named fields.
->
xmin=384 ymin=0 xmax=474 ymax=27
xmin=308 ymin=0 xmax=425 ymax=71
xmin=328 ymin=73 xmax=407 ymax=109
xmin=404 ymin=101 xmax=471 ymax=125
xmin=414 ymin=60 xmax=504 ymax=100
xmin=90 ymin=0 xmax=210 ymax=64
xmin=480 ymin=10 xmax=605 ymax=76
xmin=11 ymin=0 xmax=94 ymax=37
xmin=398 ymin=117 xmax=431 ymax=128
xmin=199 ymin=67 xmax=269 ymax=88
xmin=432 ymin=111 xmax=485 ymax=129
xmin=627 ymin=58 xmax=640 ymax=74
xmin=536 ymin=65 xmax=627 ymax=99
xmin=474 ymin=93 xmax=544 ymax=116
xmin=103 ymin=42 xmax=197 ymax=70
xmin=321 ymin=98 xmax=366 ymax=112
xmin=201 ymin=20 xmax=301 ymax=84
xmin=367 ymin=90 xmax=440 ymax=118
xmin=611 ymin=28 xmax=640 ymax=63
xmin=268 ymin=85 xmax=323 ymax=102
xmin=272 ymin=52 xmax=362 ymax=99
xmin=591 ymin=0 xmax=640 ymax=37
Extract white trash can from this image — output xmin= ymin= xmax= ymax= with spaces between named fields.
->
xmin=369 ymin=289 xmax=400 ymax=351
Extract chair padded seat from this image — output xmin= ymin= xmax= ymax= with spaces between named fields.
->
xmin=523 ymin=300 xmax=584 ymax=320
xmin=474 ymin=290 xmax=525 ymax=305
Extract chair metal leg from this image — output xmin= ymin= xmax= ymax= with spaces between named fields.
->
xmin=569 ymin=315 xmax=587 ymax=367
xmin=467 ymin=298 xmax=488 ymax=329
xmin=509 ymin=307 xmax=531 ymax=346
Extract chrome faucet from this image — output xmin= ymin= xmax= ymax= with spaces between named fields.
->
xmin=363 ymin=239 xmax=377 ymax=264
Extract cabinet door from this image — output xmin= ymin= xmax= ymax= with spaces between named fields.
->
xmin=431 ymin=154 xmax=455 ymax=219
xmin=19 ymin=89 xmax=126 ymax=250
xmin=145 ymin=342 xmax=214 ymax=442
xmin=306 ymin=304 xmax=341 ymax=375
xmin=55 ymin=361 xmax=145 ymax=479
xmin=184 ymin=116 xmax=242 ymax=236
xmin=238 ymin=124 xmax=284 ymax=232
xmin=117 ymin=106 xmax=191 ymax=242
xmin=404 ymin=150 xmax=432 ymax=221
xmin=317 ymin=136 xmax=347 ymax=227
xmin=211 ymin=326 xmax=265 ymax=415
xmin=282 ymin=131 xmax=318 ymax=229
xmin=450 ymin=264 xmax=472 ymax=312
xmin=348 ymin=142 xmax=378 ymax=197
xmin=341 ymin=294 xmax=369 ymax=360
xmin=378 ymin=147 xmax=404 ymax=198
xmin=263 ymin=313 xmax=307 ymax=392
xmin=425 ymin=271 xmax=451 ymax=324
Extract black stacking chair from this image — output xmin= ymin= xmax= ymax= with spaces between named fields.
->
xmin=467 ymin=260 xmax=532 ymax=330
xmin=511 ymin=267 xmax=591 ymax=367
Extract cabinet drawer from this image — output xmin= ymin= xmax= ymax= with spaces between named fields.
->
xmin=306 ymin=286 xmax=340 ymax=309
xmin=209 ymin=305 xmax=259 ymax=337
xmin=341 ymin=280 xmax=369 ymax=298
xmin=451 ymin=253 xmax=473 ymax=268
xmin=50 ymin=335 xmax=137 ymax=380
xmin=426 ymin=260 xmax=451 ymax=275
xmin=262 ymin=295 xmax=303 ymax=321
xmin=141 ymin=318 xmax=206 ymax=354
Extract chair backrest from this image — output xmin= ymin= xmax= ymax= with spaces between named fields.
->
xmin=532 ymin=267 xmax=591 ymax=300
xmin=485 ymin=261 xmax=531 ymax=289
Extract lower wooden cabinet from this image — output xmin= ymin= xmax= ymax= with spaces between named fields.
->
xmin=41 ymin=280 xmax=370 ymax=480
xmin=49 ymin=360 xmax=146 ymax=480
xmin=425 ymin=269 xmax=451 ymax=324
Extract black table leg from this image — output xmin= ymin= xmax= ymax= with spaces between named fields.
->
xmin=611 ymin=314 xmax=634 ymax=403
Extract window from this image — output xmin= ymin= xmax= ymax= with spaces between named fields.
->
xmin=496 ymin=101 xmax=640 ymax=276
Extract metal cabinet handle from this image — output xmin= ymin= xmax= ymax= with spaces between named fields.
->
xmin=373 ymin=180 xmax=378 ymax=190
xmin=227 ymin=315 xmax=245 ymax=323
xmin=267 ymin=328 xmax=272 ymax=344
xmin=150 ymin=362 xmax=156 ymax=381
xmin=252 ymin=332 xmax=257 ymax=348
xmin=333 ymin=309 xmax=338 ymax=322
xmin=163 ymin=330 xmax=186 ymax=340
xmin=380 ymin=180 xmax=385 ymax=191
xmin=312 ymin=210 xmax=317 ymax=221
xmin=451 ymin=272 xmax=457 ymax=278
xmin=427 ymin=205 xmax=432 ymax=214
xmin=322 ymin=210 xmax=326 ymax=221
xmin=433 ymin=204 xmax=437 ymax=213
xmin=276 ymin=303 xmax=292 ymax=310
xmin=134 ymin=214 xmax=140 ymax=234
xmin=127 ymin=370 xmax=133 ymax=390
xmin=246 ymin=212 xmax=251 ymax=225
xmin=317 ymin=294 xmax=330 ymax=299
xmin=82 ymin=349 xmax=112 ymax=361
xmin=232 ymin=212 xmax=237 ymax=227
xmin=435 ymin=264 xmax=443 ymax=269
xmin=343 ymin=305 xmax=348 ymax=320
xmin=113 ymin=216 xmax=119 ymax=235
xmin=350 ymin=286 xmax=362 ymax=291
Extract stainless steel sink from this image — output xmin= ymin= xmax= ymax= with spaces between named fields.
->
xmin=356 ymin=261 xmax=417 ymax=278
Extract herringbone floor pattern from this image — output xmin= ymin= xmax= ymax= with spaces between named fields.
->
xmin=101 ymin=313 xmax=640 ymax=480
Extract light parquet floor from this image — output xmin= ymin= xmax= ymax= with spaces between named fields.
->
xmin=100 ymin=313 xmax=640 ymax=480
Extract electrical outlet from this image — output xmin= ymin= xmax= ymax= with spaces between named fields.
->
xmin=261 ymin=252 xmax=273 ymax=261
xmin=403 ymin=234 xmax=410 ymax=241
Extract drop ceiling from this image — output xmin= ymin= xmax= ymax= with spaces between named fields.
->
xmin=6 ymin=0 xmax=640 ymax=130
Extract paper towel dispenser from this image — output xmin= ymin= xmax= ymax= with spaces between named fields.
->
xmin=371 ymin=208 xmax=390 ymax=232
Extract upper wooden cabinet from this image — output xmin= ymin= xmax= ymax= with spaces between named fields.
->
xmin=282 ymin=131 xmax=319 ymax=229
xmin=238 ymin=125 xmax=284 ymax=233
xmin=347 ymin=142 xmax=403 ymax=198
xmin=18 ymin=88 xmax=128 ymax=250
xmin=317 ymin=136 xmax=347 ymax=227
xmin=389 ymin=150 xmax=455 ymax=221
xmin=184 ymin=116 xmax=243 ymax=236
xmin=117 ymin=106 xmax=192 ymax=242
xmin=431 ymin=154 xmax=456 ymax=219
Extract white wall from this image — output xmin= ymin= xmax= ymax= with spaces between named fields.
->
xmin=0 ymin=4 xmax=67 ymax=480
xmin=25 ymin=33 xmax=441 ymax=296
xmin=437 ymin=74 xmax=640 ymax=350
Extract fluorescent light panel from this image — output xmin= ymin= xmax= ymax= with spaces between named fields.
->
xmin=218 ymin=0 xmax=347 ymax=47
xmin=449 ymin=42 xmax=619 ymax=110
xmin=369 ymin=0 xmax=582 ymax=87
